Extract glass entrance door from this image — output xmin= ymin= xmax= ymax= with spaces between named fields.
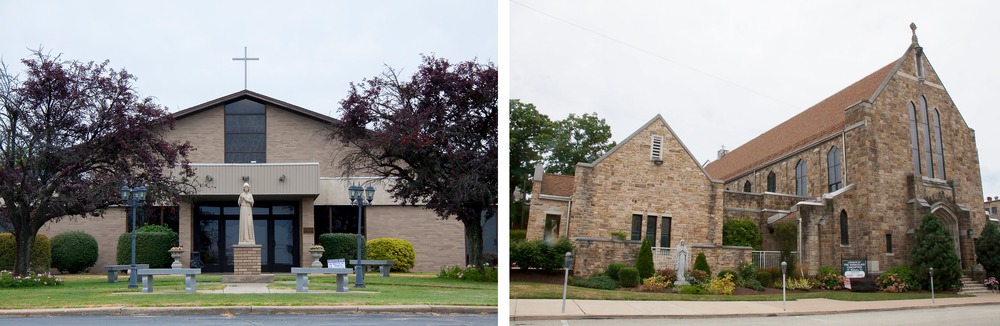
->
xmin=195 ymin=201 xmax=299 ymax=273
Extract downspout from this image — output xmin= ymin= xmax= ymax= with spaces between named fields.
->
xmin=842 ymin=129 xmax=847 ymax=184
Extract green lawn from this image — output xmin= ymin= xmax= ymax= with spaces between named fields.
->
xmin=0 ymin=273 xmax=497 ymax=309
xmin=511 ymin=281 xmax=967 ymax=301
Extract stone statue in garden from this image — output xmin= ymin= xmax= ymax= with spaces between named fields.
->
xmin=238 ymin=182 xmax=255 ymax=245
xmin=674 ymin=239 xmax=690 ymax=286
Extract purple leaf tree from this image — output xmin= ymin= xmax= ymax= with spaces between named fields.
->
xmin=0 ymin=50 xmax=195 ymax=276
xmin=333 ymin=55 xmax=497 ymax=268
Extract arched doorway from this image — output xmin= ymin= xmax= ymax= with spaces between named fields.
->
xmin=931 ymin=205 xmax=962 ymax=263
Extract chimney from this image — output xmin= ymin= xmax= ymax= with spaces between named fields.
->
xmin=717 ymin=145 xmax=729 ymax=159
xmin=533 ymin=164 xmax=544 ymax=182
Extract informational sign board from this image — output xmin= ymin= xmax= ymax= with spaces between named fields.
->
xmin=842 ymin=259 xmax=867 ymax=278
xmin=328 ymin=259 xmax=346 ymax=269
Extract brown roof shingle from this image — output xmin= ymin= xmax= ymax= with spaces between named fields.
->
xmin=539 ymin=174 xmax=575 ymax=197
xmin=705 ymin=61 xmax=897 ymax=181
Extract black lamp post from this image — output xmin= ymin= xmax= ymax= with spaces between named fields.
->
xmin=120 ymin=185 xmax=147 ymax=289
xmin=349 ymin=184 xmax=375 ymax=288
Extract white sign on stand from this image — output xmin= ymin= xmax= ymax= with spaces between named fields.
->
xmin=328 ymin=259 xmax=346 ymax=269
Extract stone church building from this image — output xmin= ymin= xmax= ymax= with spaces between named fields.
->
xmin=528 ymin=26 xmax=986 ymax=276
xmin=41 ymin=90 xmax=476 ymax=273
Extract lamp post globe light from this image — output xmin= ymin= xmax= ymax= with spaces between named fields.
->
xmin=120 ymin=185 xmax=147 ymax=289
xmin=349 ymin=184 xmax=375 ymax=288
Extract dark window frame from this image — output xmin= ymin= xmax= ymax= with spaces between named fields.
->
xmin=827 ymin=146 xmax=842 ymax=192
xmin=743 ymin=181 xmax=751 ymax=193
xmin=645 ymin=216 xmax=657 ymax=247
xmin=886 ymin=233 xmax=893 ymax=254
xmin=840 ymin=210 xmax=849 ymax=246
xmin=908 ymin=102 xmax=921 ymax=175
xmin=660 ymin=217 xmax=671 ymax=248
xmin=224 ymin=99 xmax=267 ymax=163
xmin=920 ymin=96 xmax=934 ymax=177
xmin=932 ymin=108 xmax=945 ymax=179
xmin=630 ymin=214 xmax=642 ymax=241
xmin=766 ymin=172 xmax=776 ymax=193
xmin=795 ymin=160 xmax=807 ymax=196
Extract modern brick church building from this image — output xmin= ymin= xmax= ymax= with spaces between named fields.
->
xmin=528 ymin=25 xmax=986 ymax=276
xmin=41 ymin=90 xmax=476 ymax=273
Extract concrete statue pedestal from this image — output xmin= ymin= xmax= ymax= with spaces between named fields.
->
xmin=220 ymin=244 xmax=274 ymax=283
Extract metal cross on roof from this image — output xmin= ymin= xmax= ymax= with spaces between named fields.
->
xmin=232 ymin=46 xmax=259 ymax=90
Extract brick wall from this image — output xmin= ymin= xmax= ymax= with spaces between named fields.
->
xmin=40 ymin=209 xmax=127 ymax=274
xmin=366 ymin=205 xmax=465 ymax=272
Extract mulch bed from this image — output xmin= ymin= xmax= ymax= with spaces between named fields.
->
xmin=510 ymin=268 xmax=566 ymax=285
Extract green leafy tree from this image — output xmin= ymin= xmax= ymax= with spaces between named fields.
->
xmin=636 ymin=239 xmax=655 ymax=279
xmin=976 ymin=222 xmax=1000 ymax=277
xmin=911 ymin=213 xmax=961 ymax=291
xmin=545 ymin=113 xmax=616 ymax=176
xmin=509 ymin=99 xmax=553 ymax=200
xmin=723 ymin=219 xmax=762 ymax=250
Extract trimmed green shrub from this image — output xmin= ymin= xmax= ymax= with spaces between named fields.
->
xmin=605 ymin=262 xmax=628 ymax=282
xmin=571 ymin=275 xmax=619 ymax=290
xmin=51 ymin=231 xmax=99 ymax=274
xmin=757 ymin=270 xmax=773 ymax=287
xmin=116 ymin=232 xmax=177 ymax=268
xmin=509 ymin=237 xmax=573 ymax=271
xmin=319 ymin=233 xmax=367 ymax=268
xmin=0 ymin=233 xmax=51 ymax=272
xmin=636 ymin=239 xmax=655 ymax=279
xmin=722 ymin=219 xmax=762 ymax=250
xmin=367 ymin=238 xmax=416 ymax=272
xmin=136 ymin=224 xmax=177 ymax=236
xmin=910 ymin=213 xmax=962 ymax=291
xmin=693 ymin=252 xmax=711 ymax=277
xmin=510 ymin=230 xmax=527 ymax=243
xmin=976 ymin=222 xmax=1000 ymax=278
xmin=619 ymin=267 xmax=640 ymax=288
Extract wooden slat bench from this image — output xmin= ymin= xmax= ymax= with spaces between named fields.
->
xmin=349 ymin=260 xmax=396 ymax=277
xmin=137 ymin=268 xmax=201 ymax=293
xmin=103 ymin=264 xmax=149 ymax=283
xmin=290 ymin=267 xmax=353 ymax=293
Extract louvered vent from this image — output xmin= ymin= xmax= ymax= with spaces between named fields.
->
xmin=650 ymin=135 xmax=663 ymax=161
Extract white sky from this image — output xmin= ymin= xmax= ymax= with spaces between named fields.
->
xmin=511 ymin=0 xmax=1000 ymax=200
xmin=0 ymin=0 xmax=497 ymax=119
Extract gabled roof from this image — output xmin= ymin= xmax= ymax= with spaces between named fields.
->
xmin=172 ymin=89 xmax=341 ymax=125
xmin=539 ymin=173 xmax=575 ymax=197
xmin=582 ymin=114 xmax=719 ymax=182
xmin=705 ymin=59 xmax=899 ymax=181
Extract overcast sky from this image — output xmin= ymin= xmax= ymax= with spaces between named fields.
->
xmin=0 ymin=0 xmax=497 ymax=118
xmin=511 ymin=0 xmax=1000 ymax=200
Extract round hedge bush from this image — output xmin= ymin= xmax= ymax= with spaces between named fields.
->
xmin=116 ymin=225 xmax=178 ymax=268
xmin=605 ymin=262 xmax=628 ymax=282
xmin=0 ymin=233 xmax=51 ymax=272
xmin=52 ymin=231 xmax=99 ymax=273
xmin=318 ymin=233 xmax=366 ymax=268
xmin=367 ymin=238 xmax=416 ymax=272
xmin=618 ymin=266 xmax=640 ymax=288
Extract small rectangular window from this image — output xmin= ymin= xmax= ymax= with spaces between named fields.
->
xmin=886 ymin=234 xmax=893 ymax=253
xmin=646 ymin=216 xmax=657 ymax=247
xmin=650 ymin=135 xmax=663 ymax=161
xmin=630 ymin=214 xmax=642 ymax=241
xmin=660 ymin=217 xmax=672 ymax=247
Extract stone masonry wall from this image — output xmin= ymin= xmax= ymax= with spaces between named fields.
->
xmin=690 ymin=244 xmax=753 ymax=273
xmin=571 ymin=237 xmax=640 ymax=277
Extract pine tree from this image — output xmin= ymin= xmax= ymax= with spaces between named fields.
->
xmin=636 ymin=239 xmax=655 ymax=279
xmin=694 ymin=252 xmax=712 ymax=277
xmin=975 ymin=222 xmax=1000 ymax=278
xmin=910 ymin=213 xmax=962 ymax=291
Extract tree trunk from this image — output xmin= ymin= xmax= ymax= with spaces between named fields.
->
xmin=463 ymin=216 xmax=484 ymax=269
xmin=12 ymin=228 xmax=35 ymax=277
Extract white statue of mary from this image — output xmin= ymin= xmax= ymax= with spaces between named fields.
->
xmin=238 ymin=182 xmax=255 ymax=245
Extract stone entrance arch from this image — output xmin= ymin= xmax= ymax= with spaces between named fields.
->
xmin=930 ymin=205 xmax=962 ymax=262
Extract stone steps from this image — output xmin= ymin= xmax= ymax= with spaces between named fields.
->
xmin=959 ymin=277 xmax=993 ymax=295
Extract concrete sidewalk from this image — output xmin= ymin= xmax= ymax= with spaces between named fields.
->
xmin=510 ymin=293 xmax=1000 ymax=320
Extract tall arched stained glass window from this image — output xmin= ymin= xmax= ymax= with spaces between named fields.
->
xmin=908 ymin=102 xmax=921 ymax=175
xmin=933 ymin=108 xmax=945 ymax=179
xmin=766 ymin=172 xmax=776 ymax=193
xmin=743 ymin=181 xmax=751 ymax=193
xmin=795 ymin=160 xmax=807 ymax=197
xmin=920 ymin=96 xmax=934 ymax=177
xmin=827 ymin=147 xmax=842 ymax=192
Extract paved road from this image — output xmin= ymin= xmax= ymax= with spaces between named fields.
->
xmin=0 ymin=313 xmax=498 ymax=326
xmin=511 ymin=304 xmax=1000 ymax=325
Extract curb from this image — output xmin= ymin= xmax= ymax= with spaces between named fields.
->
xmin=509 ymin=301 xmax=1000 ymax=321
xmin=0 ymin=305 xmax=497 ymax=317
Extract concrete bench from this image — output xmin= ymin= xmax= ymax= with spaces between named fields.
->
xmin=137 ymin=268 xmax=201 ymax=293
xmin=290 ymin=267 xmax=353 ymax=293
xmin=349 ymin=260 xmax=396 ymax=277
xmin=103 ymin=264 xmax=149 ymax=283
